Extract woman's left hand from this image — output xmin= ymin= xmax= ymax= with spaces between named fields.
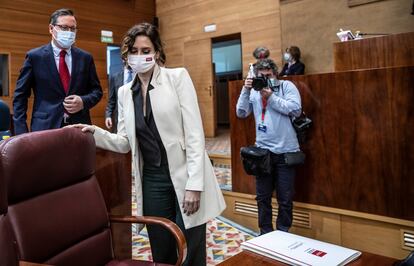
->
xmin=182 ymin=190 xmax=201 ymax=216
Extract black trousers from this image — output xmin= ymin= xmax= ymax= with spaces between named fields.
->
xmin=142 ymin=163 xmax=206 ymax=266
xmin=255 ymin=153 xmax=296 ymax=234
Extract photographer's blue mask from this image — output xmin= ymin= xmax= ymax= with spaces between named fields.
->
xmin=268 ymin=78 xmax=280 ymax=89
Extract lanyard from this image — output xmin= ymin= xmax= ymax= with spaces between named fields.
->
xmin=261 ymin=97 xmax=267 ymax=123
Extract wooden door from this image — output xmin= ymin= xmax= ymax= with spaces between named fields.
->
xmin=184 ymin=39 xmax=216 ymax=137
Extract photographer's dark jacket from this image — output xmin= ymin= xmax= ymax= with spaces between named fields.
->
xmin=236 ymin=80 xmax=302 ymax=154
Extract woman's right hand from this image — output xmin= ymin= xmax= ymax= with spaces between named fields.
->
xmin=244 ymin=78 xmax=253 ymax=89
xmin=66 ymin=124 xmax=95 ymax=134
xmin=105 ymin=117 xmax=113 ymax=129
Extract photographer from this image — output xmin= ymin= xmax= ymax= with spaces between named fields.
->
xmin=236 ymin=58 xmax=302 ymax=234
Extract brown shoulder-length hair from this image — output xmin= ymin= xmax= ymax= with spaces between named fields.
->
xmin=121 ymin=22 xmax=166 ymax=65
xmin=287 ymin=46 xmax=301 ymax=61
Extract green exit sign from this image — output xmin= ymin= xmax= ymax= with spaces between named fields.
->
xmin=101 ymin=36 xmax=113 ymax=43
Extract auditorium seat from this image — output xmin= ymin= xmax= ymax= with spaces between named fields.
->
xmin=0 ymin=153 xmax=18 ymax=266
xmin=0 ymin=127 xmax=186 ymax=266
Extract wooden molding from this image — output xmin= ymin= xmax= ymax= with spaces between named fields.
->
xmin=222 ymin=191 xmax=414 ymax=259
xmin=348 ymin=0 xmax=384 ymax=7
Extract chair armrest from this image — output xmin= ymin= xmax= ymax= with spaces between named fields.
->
xmin=109 ymin=215 xmax=187 ymax=266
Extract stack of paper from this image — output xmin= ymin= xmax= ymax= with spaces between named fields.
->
xmin=241 ymin=231 xmax=361 ymax=266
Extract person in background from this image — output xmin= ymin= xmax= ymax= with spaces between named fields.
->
xmin=279 ymin=46 xmax=305 ymax=76
xmin=236 ymin=58 xmax=302 ymax=234
xmin=252 ymin=46 xmax=270 ymax=60
xmin=71 ymin=22 xmax=225 ymax=266
xmin=13 ymin=8 xmax=102 ymax=135
xmin=0 ymin=100 xmax=11 ymax=141
xmin=105 ymin=64 xmax=134 ymax=132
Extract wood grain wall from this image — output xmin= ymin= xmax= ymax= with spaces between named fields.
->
xmin=230 ymin=65 xmax=414 ymax=221
xmin=333 ymin=31 xmax=414 ymax=71
xmin=280 ymin=0 xmax=414 ymax=74
xmin=0 ymin=0 xmax=155 ymax=129
xmin=156 ymin=0 xmax=282 ymax=137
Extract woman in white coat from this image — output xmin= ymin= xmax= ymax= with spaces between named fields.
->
xmin=73 ymin=23 xmax=226 ymax=265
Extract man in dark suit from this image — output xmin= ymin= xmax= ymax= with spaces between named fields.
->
xmin=105 ymin=66 xmax=133 ymax=132
xmin=13 ymin=8 xmax=102 ymax=135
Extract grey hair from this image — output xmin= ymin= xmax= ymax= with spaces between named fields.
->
xmin=254 ymin=58 xmax=278 ymax=75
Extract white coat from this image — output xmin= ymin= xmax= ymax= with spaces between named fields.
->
xmin=93 ymin=64 xmax=226 ymax=229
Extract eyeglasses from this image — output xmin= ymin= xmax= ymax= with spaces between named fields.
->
xmin=54 ymin=24 xmax=78 ymax=32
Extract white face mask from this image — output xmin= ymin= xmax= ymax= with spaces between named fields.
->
xmin=283 ymin=52 xmax=292 ymax=62
xmin=54 ymin=28 xmax=76 ymax=49
xmin=128 ymin=54 xmax=156 ymax=74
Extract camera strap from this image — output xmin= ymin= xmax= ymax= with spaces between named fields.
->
xmin=261 ymin=97 xmax=267 ymax=123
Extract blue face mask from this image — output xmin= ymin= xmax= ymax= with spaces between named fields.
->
xmin=283 ymin=52 xmax=292 ymax=62
xmin=55 ymin=29 xmax=76 ymax=49
xmin=268 ymin=78 xmax=279 ymax=89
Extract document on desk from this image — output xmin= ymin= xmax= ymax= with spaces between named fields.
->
xmin=241 ymin=230 xmax=361 ymax=266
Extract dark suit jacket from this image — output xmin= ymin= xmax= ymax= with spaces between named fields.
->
xmin=13 ymin=43 xmax=103 ymax=135
xmin=279 ymin=60 xmax=305 ymax=76
xmin=105 ymin=70 xmax=124 ymax=119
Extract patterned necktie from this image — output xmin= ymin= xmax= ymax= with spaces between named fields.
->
xmin=59 ymin=50 xmax=70 ymax=94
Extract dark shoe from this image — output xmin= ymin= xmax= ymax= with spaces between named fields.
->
xmin=394 ymin=251 xmax=414 ymax=266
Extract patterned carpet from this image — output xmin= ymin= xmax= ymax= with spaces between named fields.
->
xmin=132 ymin=217 xmax=255 ymax=265
xmin=213 ymin=164 xmax=232 ymax=191
xmin=205 ymin=128 xmax=231 ymax=157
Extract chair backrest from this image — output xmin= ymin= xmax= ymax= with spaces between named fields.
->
xmin=0 ymin=139 xmax=18 ymax=266
xmin=0 ymin=128 xmax=115 ymax=265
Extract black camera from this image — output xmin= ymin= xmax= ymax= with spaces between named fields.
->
xmin=252 ymin=76 xmax=268 ymax=91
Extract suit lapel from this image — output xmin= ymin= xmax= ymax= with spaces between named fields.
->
xmin=123 ymin=82 xmax=137 ymax=153
xmin=116 ymin=71 xmax=124 ymax=86
xmin=148 ymin=65 xmax=162 ymax=124
xmin=68 ymin=47 xmax=80 ymax=95
xmin=43 ymin=44 xmax=65 ymax=95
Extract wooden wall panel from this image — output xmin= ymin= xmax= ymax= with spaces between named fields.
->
xmin=229 ymin=80 xmax=256 ymax=194
xmin=280 ymin=0 xmax=413 ymax=74
xmin=156 ymin=0 xmax=282 ymax=136
xmin=0 ymin=0 xmax=155 ymax=130
xmin=334 ymin=32 xmax=414 ymax=71
xmin=229 ymin=66 xmax=414 ymax=220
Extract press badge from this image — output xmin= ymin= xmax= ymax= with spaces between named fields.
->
xmin=258 ymin=123 xmax=267 ymax=133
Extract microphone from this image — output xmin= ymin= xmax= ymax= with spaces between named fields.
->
xmin=0 ymin=100 xmax=11 ymax=141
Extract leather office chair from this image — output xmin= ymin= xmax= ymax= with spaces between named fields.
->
xmin=0 ymin=128 xmax=186 ymax=266
xmin=0 ymin=158 xmax=18 ymax=266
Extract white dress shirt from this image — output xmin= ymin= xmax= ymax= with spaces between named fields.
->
xmin=51 ymin=41 xmax=72 ymax=75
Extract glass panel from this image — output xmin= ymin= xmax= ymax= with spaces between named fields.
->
xmin=212 ymin=39 xmax=242 ymax=74
xmin=106 ymin=45 xmax=122 ymax=76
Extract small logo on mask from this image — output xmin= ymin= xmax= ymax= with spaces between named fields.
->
xmin=146 ymin=57 xmax=153 ymax=62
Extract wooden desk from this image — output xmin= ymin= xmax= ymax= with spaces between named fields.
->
xmin=229 ymin=66 xmax=414 ymax=220
xmin=218 ymin=250 xmax=398 ymax=266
